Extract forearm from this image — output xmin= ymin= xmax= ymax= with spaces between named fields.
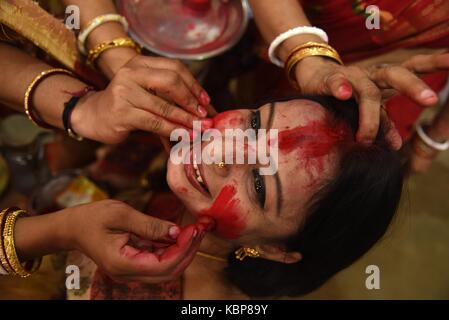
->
xmin=62 ymin=0 xmax=138 ymax=78
xmin=428 ymin=99 xmax=449 ymax=142
xmin=0 ymin=43 xmax=89 ymax=129
xmin=249 ymin=0 xmax=324 ymax=62
xmin=14 ymin=209 xmax=72 ymax=261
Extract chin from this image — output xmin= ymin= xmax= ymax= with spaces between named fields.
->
xmin=166 ymin=159 xmax=202 ymax=216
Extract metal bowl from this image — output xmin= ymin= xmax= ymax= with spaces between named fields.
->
xmin=116 ymin=0 xmax=250 ymax=60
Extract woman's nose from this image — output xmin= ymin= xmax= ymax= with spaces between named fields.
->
xmin=209 ymin=161 xmax=231 ymax=177
xmin=206 ymin=140 xmax=257 ymax=178
xmin=212 ymin=110 xmax=245 ymax=131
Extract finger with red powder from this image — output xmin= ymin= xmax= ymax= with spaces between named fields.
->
xmin=197 ymin=215 xmax=216 ymax=232
xmin=117 ymin=225 xmax=198 ymax=276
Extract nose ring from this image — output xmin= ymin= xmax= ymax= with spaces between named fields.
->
xmin=217 ymin=162 xmax=226 ymax=169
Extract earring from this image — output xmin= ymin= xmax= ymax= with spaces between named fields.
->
xmin=217 ymin=161 xmax=226 ymax=169
xmin=235 ymin=247 xmax=260 ymax=261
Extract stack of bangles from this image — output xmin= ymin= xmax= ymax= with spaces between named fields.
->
xmin=0 ymin=208 xmax=42 ymax=277
xmin=268 ymin=26 xmax=343 ymax=89
xmin=76 ymin=13 xmax=141 ymax=66
xmin=24 ymin=68 xmax=95 ymax=141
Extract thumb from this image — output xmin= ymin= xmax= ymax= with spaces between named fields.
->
xmin=126 ymin=210 xmax=181 ymax=241
xmin=324 ymin=72 xmax=353 ymax=100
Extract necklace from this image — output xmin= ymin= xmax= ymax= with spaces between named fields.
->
xmin=196 ymin=251 xmax=228 ymax=263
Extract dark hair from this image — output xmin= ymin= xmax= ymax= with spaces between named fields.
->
xmin=225 ymin=96 xmax=404 ymax=297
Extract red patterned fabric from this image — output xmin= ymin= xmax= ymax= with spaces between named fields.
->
xmin=298 ymin=0 xmax=449 ymax=139
xmin=300 ymin=0 xmax=449 ymax=62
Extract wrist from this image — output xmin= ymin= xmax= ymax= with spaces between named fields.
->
xmin=426 ymin=123 xmax=449 ymax=144
xmin=96 ymin=47 xmax=139 ymax=79
xmin=293 ymin=55 xmax=332 ymax=87
xmin=14 ymin=210 xmax=73 ymax=260
xmin=70 ymin=90 xmax=97 ymax=140
xmin=57 ymin=207 xmax=81 ymax=252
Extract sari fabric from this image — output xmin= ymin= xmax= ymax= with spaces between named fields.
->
xmin=300 ymin=0 xmax=449 ymax=139
xmin=300 ymin=0 xmax=449 ymax=62
xmin=0 ymin=0 xmax=106 ymax=87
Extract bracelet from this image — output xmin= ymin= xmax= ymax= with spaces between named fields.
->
xmin=269 ymin=26 xmax=329 ymax=67
xmin=416 ymin=123 xmax=449 ymax=151
xmin=2 ymin=209 xmax=42 ymax=277
xmin=78 ymin=14 xmax=129 ymax=55
xmin=62 ymin=87 xmax=95 ymax=141
xmin=285 ymin=44 xmax=343 ymax=89
xmin=0 ymin=208 xmax=14 ymax=275
xmin=285 ymin=42 xmax=340 ymax=67
xmin=24 ymin=69 xmax=75 ymax=129
xmin=87 ymin=37 xmax=141 ymax=66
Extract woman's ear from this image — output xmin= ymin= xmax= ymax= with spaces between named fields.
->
xmin=257 ymin=244 xmax=302 ymax=264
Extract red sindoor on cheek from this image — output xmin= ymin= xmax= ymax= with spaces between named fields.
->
xmin=199 ymin=185 xmax=246 ymax=239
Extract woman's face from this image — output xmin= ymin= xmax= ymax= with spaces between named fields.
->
xmin=167 ymin=99 xmax=348 ymax=244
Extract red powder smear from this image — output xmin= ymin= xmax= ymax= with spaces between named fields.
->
xmin=212 ymin=111 xmax=244 ymax=131
xmin=277 ymin=119 xmax=352 ymax=188
xmin=199 ymin=185 xmax=246 ymax=239
xmin=278 ymin=120 xmax=350 ymax=158
xmin=178 ymin=187 xmax=188 ymax=194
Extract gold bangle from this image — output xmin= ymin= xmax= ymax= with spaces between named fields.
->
xmin=285 ymin=41 xmax=339 ymax=65
xmin=87 ymin=37 xmax=141 ymax=66
xmin=285 ymin=46 xmax=344 ymax=89
xmin=0 ymin=208 xmax=15 ymax=275
xmin=3 ymin=209 xmax=41 ymax=277
xmin=24 ymin=68 xmax=75 ymax=129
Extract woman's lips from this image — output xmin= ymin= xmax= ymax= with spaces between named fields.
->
xmin=184 ymin=147 xmax=211 ymax=197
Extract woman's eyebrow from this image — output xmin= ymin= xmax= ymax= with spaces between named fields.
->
xmin=267 ymin=102 xmax=276 ymax=129
xmin=267 ymin=102 xmax=283 ymax=215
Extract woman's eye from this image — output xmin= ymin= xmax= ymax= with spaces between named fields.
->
xmin=250 ymin=111 xmax=261 ymax=131
xmin=252 ymin=169 xmax=266 ymax=208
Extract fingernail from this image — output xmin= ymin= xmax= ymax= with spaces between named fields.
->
xmin=420 ymin=89 xmax=437 ymax=101
xmin=201 ymin=118 xmax=214 ymax=130
xmin=198 ymin=216 xmax=216 ymax=231
xmin=169 ymin=226 xmax=180 ymax=240
xmin=339 ymin=84 xmax=352 ymax=96
xmin=200 ymin=91 xmax=211 ymax=106
xmin=198 ymin=105 xmax=208 ymax=117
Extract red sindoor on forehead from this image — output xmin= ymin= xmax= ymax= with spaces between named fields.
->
xmin=278 ymin=119 xmax=351 ymax=158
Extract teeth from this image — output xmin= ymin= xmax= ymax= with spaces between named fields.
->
xmin=192 ymin=153 xmax=206 ymax=187
xmin=193 ymin=153 xmax=199 ymax=170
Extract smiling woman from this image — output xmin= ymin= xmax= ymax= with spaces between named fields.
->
xmin=162 ymin=96 xmax=404 ymax=297
xmin=69 ymin=95 xmax=403 ymax=299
